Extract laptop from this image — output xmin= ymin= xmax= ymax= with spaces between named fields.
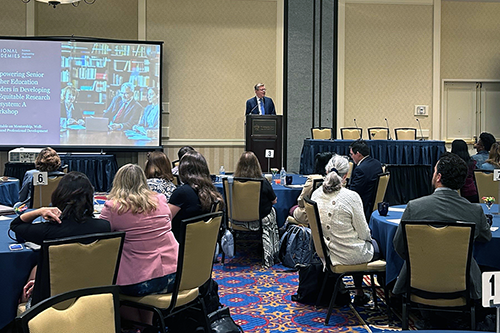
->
xmin=85 ymin=117 xmax=109 ymax=132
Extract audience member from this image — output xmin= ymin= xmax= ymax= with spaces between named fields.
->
xmin=472 ymin=132 xmax=496 ymax=166
xmin=234 ymin=151 xmax=279 ymax=268
xmin=100 ymin=164 xmax=178 ymax=326
xmin=481 ymin=142 xmax=500 ymax=171
xmin=104 ymin=82 xmax=143 ymax=131
xmin=392 ymin=153 xmax=491 ymax=327
xmin=451 ymin=139 xmax=479 ymax=203
xmin=19 ymin=147 xmax=65 ymax=208
xmin=311 ymin=154 xmax=380 ymax=306
xmin=60 ymin=85 xmax=84 ymax=126
xmin=171 ymin=146 xmax=195 ymax=176
xmin=11 ymin=172 xmax=110 ymax=305
xmin=168 ymin=151 xmax=223 ymax=241
xmin=348 ymin=140 xmax=383 ymax=221
xmin=145 ymin=151 xmax=177 ymax=201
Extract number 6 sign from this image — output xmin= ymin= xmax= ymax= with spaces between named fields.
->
xmin=33 ymin=172 xmax=48 ymax=186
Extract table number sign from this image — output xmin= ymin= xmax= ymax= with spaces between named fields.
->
xmin=32 ymin=172 xmax=48 ymax=186
xmin=482 ymin=272 xmax=500 ymax=333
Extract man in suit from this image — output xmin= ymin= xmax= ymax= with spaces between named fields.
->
xmin=245 ymin=83 xmax=276 ymax=115
xmin=104 ymin=82 xmax=143 ymax=131
xmin=392 ymin=153 xmax=491 ymax=312
xmin=348 ymin=140 xmax=383 ymax=221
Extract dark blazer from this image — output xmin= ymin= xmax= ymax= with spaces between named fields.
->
xmin=392 ymin=188 xmax=492 ymax=299
xmin=349 ymin=156 xmax=383 ymax=220
xmin=104 ymin=99 xmax=143 ymax=130
xmin=245 ymin=96 xmax=276 ymax=115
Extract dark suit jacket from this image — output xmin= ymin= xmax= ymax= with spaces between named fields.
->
xmin=104 ymin=99 xmax=143 ymax=130
xmin=349 ymin=156 xmax=383 ymax=220
xmin=392 ymin=188 xmax=492 ymax=299
xmin=245 ymin=96 xmax=276 ymax=115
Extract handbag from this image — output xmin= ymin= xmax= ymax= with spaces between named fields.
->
xmin=221 ymin=229 xmax=234 ymax=258
xmin=208 ymin=307 xmax=244 ymax=333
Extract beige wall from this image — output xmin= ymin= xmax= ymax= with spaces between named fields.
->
xmin=343 ymin=3 xmax=433 ymax=136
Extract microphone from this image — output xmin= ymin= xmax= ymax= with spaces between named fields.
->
xmin=249 ymin=104 xmax=259 ymax=114
xmin=385 ymin=118 xmax=392 ymax=140
xmin=416 ymin=118 xmax=424 ymax=141
xmin=354 ymin=118 xmax=359 ymax=128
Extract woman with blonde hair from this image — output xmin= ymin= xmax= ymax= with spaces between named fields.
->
xmin=168 ymin=151 xmax=223 ymax=241
xmin=311 ymin=154 xmax=380 ymax=305
xmin=100 ymin=164 xmax=178 ymax=297
xmin=145 ymin=151 xmax=177 ymax=201
xmin=234 ymin=151 xmax=278 ymax=267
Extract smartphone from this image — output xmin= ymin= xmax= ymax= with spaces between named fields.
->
xmin=9 ymin=244 xmax=23 ymax=251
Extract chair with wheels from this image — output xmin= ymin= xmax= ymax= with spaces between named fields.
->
xmin=340 ymin=127 xmax=362 ymax=140
xmin=303 ymin=197 xmax=388 ymax=325
xmin=394 ymin=128 xmax=417 ymax=140
xmin=120 ymin=212 xmax=223 ymax=333
xmin=311 ymin=127 xmax=332 ymax=140
xmin=400 ymin=220 xmax=476 ymax=330
xmin=367 ymin=127 xmax=390 ymax=140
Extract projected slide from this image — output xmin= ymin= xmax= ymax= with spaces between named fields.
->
xmin=0 ymin=38 xmax=162 ymax=149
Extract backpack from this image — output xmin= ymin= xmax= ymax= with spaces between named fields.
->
xmin=279 ymin=224 xmax=314 ymax=268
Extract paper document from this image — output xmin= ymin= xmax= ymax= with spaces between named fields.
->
xmin=387 ymin=219 xmax=401 ymax=224
xmin=388 ymin=207 xmax=405 ymax=213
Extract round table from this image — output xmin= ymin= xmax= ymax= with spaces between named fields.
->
xmin=369 ymin=203 xmax=500 ymax=285
xmin=0 ymin=178 xmax=20 ymax=206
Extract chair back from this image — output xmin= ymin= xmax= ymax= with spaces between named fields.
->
xmin=172 ymin=159 xmax=180 ymax=168
xmin=402 ymin=221 xmax=475 ymax=307
xmin=474 ymin=170 xmax=499 ymax=199
xmin=367 ymin=127 xmax=389 ymax=140
xmin=224 ymin=177 xmax=261 ymax=223
xmin=311 ymin=128 xmax=332 ymax=140
xmin=394 ymin=128 xmax=417 ymax=140
xmin=340 ymin=127 xmax=362 ymax=140
xmin=371 ymin=172 xmax=390 ymax=212
xmin=312 ymin=178 xmax=324 ymax=191
xmin=17 ymin=286 xmax=120 ymax=333
xmin=303 ymin=196 xmax=331 ymax=267
xmin=32 ymin=175 xmax=64 ymax=209
xmin=31 ymin=232 xmax=125 ymax=306
xmin=171 ymin=212 xmax=222 ymax=311
xmin=172 ymin=174 xmax=180 ymax=186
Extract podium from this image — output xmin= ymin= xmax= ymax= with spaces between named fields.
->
xmin=245 ymin=115 xmax=282 ymax=172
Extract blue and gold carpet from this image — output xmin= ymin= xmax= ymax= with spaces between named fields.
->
xmin=212 ymin=239 xmax=407 ymax=332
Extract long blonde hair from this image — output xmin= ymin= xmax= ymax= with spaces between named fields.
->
xmin=107 ymin=164 xmax=158 ymax=215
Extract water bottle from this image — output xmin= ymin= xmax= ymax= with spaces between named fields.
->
xmin=219 ymin=165 xmax=225 ymax=177
xmin=280 ymin=167 xmax=286 ymax=185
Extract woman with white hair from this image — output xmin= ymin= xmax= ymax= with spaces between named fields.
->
xmin=311 ymin=154 xmax=380 ymax=306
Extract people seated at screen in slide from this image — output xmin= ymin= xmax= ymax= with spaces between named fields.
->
xmin=60 ymin=85 xmax=84 ymax=127
xmin=245 ymin=83 xmax=276 ymax=115
xmin=11 ymin=172 xmax=111 ymax=306
xmin=103 ymin=82 xmax=143 ymax=131
xmin=19 ymin=147 xmax=65 ymax=208
xmin=132 ymin=87 xmax=159 ymax=135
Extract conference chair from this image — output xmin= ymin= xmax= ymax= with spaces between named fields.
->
xmin=285 ymin=175 xmax=323 ymax=227
xmin=340 ymin=127 xmax=362 ymax=140
xmin=367 ymin=127 xmax=390 ymax=140
xmin=31 ymin=174 xmax=65 ymax=209
xmin=28 ymin=232 xmax=125 ymax=308
xmin=120 ymin=212 xmax=223 ymax=333
xmin=222 ymin=177 xmax=263 ymax=262
xmin=303 ymin=197 xmax=388 ymax=325
xmin=16 ymin=286 xmax=121 ymax=333
xmin=171 ymin=159 xmax=179 ymax=169
xmin=474 ymin=170 xmax=499 ymax=199
xmin=394 ymin=128 xmax=417 ymax=140
xmin=400 ymin=221 xmax=476 ymax=330
xmin=312 ymin=178 xmax=324 ymax=191
xmin=311 ymin=127 xmax=332 ymax=140
xmin=172 ymin=174 xmax=180 ymax=186
xmin=371 ymin=172 xmax=390 ymax=212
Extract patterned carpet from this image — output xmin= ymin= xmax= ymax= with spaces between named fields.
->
xmin=212 ymin=238 xmax=406 ymax=333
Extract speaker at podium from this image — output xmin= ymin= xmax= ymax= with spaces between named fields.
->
xmin=245 ymin=115 xmax=283 ymax=172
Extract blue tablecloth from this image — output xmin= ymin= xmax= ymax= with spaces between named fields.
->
xmin=369 ymin=204 xmax=500 ymax=286
xmin=0 ymin=178 xmax=20 ymax=206
xmin=299 ymin=139 xmax=446 ymax=174
xmin=59 ymin=154 xmax=118 ymax=192
xmin=214 ymin=174 xmax=307 ymax=228
xmin=0 ymin=216 xmax=38 ymax=329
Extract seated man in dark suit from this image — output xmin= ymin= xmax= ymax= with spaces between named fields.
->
xmin=393 ymin=152 xmax=492 ymax=328
xmin=103 ymin=82 xmax=143 ymax=131
xmin=348 ymin=140 xmax=383 ymax=221
xmin=245 ymin=83 xmax=276 ymax=115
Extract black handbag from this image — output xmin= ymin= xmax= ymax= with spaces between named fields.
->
xmin=208 ymin=307 xmax=244 ymax=333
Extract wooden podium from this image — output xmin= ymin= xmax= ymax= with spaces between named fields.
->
xmin=245 ymin=115 xmax=282 ymax=172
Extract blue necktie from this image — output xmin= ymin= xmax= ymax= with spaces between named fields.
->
xmin=260 ymin=98 xmax=265 ymax=115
